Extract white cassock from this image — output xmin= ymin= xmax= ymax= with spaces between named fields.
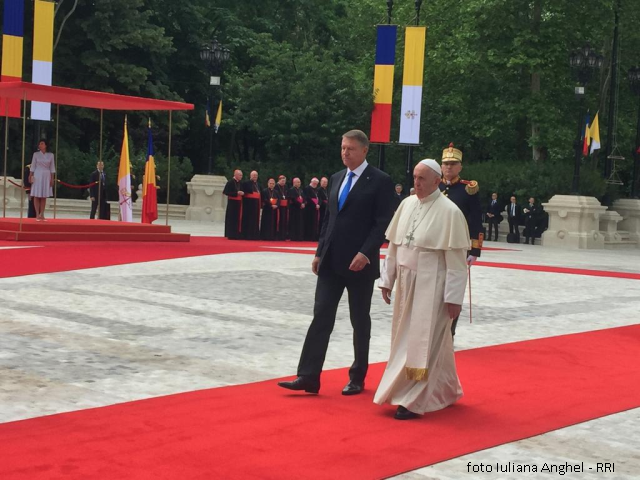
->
xmin=374 ymin=188 xmax=471 ymax=414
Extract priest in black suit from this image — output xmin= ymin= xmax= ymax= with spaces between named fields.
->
xmin=241 ymin=170 xmax=261 ymax=240
xmin=222 ymin=169 xmax=244 ymax=239
xmin=278 ymin=129 xmax=395 ymax=396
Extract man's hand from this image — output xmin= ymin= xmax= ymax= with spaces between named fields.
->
xmin=238 ymin=191 xmax=245 ymax=196
xmin=349 ymin=252 xmax=369 ymax=272
xmin=271 ymin=204 xmax=277 ymax=210
xmin=316 ymin=204 xmax=320 ymax=210
xmin=467 ymin=255 xmax=477 ymax=266
xmin=301 ymin=203 xmax=306 ymax=209
xmin=90 ymin=197 xmax=95 ymax=202
xmin=311 ymin=256 xmax=320 ymax=275
xmin=381 ymin=287 xmax=392 ymax=305
xmin=446 ymin=302 xmax=462 ymax=319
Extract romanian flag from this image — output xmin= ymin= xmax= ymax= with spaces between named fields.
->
xmin=118 ymin=116 xmax=133 ymax=222
xmin=142 ymin=120 xmax=158 ymax=224
xmin=398 ymin=26 xmax=427 ymax=145
xmin=1 ymin=0 xmax=24 ymax=118
xmin=582 ymin=112 xmax=591 ymax=157
xmin=589 ymin=112 xmax=601 ymax=154
xmin=370 ymin=25 xmax=397 ymax=143
xmin=31 ymin=0 xmax=54 ymax=121
xmin=205 ymin=100 xmax=211 ymax=127
xmin=214 ymin=100 xmax=222 ymax=133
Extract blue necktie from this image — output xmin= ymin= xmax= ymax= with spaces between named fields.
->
xmin=338 ymin=171 xmax=355 ymax=211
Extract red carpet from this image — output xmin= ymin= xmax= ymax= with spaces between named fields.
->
xmin=1 ymin=325 xmax=638 ymax=480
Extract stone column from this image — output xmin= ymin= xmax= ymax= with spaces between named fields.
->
xmin=0 ymin=177 xmax=26 ymax=210
xmin=185 ymin=174 xmax=228 ymax=222
xmin=612 ymin=198 xmax=640 ymax=247
xmin=598 ymin=210 xmax=624 ymax=244
xmin=541 ymin=195 xmax=607 ymax=249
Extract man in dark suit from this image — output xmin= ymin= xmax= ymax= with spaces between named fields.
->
xmin=24 ymin=164 xmax=37 ymax=218
xmin=523 ymin=196 xmax=539 ymax=245
xmin=391 ymin=183 xmax=406 ymax=211
xmin=506 ymin=195 xmax=521 ymax=242
xmin=486 ymin=192 xmax=501 ymax=241
xmin=89 ymin=161 xmax=109 ymax=220
xmin=278 ymin=129 xmax=394 ymax=395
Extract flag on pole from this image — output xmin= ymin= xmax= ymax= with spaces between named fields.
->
xmin=582 ymin=112 xmax=591 ymax=157
xmin=398 ymin=26 xmax=427 ymax=144
xmin=369 ymin=25 xmax=398 ymax=143
xmin=214 ymin=100 xmax=222 ymax=133
xmin=142 ymin=120 xmax=158 ymax=224
xmin=31 ymin=0 xmax=54 ymax=121
xmin=589 ymin=112 xmax=601 ymax=154
xmin=118 ymin=116 xmax=133 ymax=222
xmin=1 ymin=0 xmax=25 ymax=118
xmin=205 ymin=100 xmax=211 ymax=127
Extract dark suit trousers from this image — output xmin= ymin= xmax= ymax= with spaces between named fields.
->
xmin=508 ymin=218 xmax=519 ymax=239
xmin=488 ymin=217 xmax=499 ymax=240
xmin=297 ymin=267 xmax=375 ymax=383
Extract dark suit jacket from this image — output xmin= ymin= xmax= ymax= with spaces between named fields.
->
xmin=487 ymin=199 xmax=502 ymax=220
xmin=506 ymin=202 xmax=521 ymax=222
xmin=89 ymin=170 xmax=107 ymax=200
xmin=316 ymin=164 xmax=394 ymax=279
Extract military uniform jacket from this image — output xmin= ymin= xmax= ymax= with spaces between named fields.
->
xmin=439 ymin=177 xmax=483 ymax=257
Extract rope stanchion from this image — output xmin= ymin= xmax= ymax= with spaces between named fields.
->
xmin=57 ymin=180 xmax=97 ymax=189
xmin=7 ymin=178 xmax=30 ymax=191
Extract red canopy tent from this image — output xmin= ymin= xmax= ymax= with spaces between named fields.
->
xmin=0 ymin=81 xmax=194 ymax=226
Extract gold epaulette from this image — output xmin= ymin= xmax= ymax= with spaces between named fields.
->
xmin=461 ymin=179 xmax=479 ymax=195
xmin=472 ymin=233 xmax=484 ymax=250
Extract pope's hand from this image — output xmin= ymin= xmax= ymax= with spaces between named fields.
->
xmin=311 ymin=256 xmax=320 ymax=275
xmin=381 ymin=287 xmax=392 ymax=305
xmin=349 ymin=252 xmax=369 ymax=271
xmin=446 ymin=302 xmax=462 ymax=319
xmin=467 ymin=255 xmax=477 ymax=266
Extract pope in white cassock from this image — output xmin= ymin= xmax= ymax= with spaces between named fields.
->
xmin=374 ymin=159 xmax=471 ymax=420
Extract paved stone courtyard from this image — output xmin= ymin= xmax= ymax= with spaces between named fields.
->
xmin=1 ymin=217 xmax=639 ymax=479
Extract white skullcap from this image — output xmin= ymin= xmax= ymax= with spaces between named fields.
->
xmin=419 ymin=158 xmax=442 ymax=177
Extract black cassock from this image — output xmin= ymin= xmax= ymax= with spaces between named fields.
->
xmin=241 ymin=180 xmax=261 ymax=240
xmin=275 ymin=184 xmax=289 ymax=240
xmin=260 ymin=187 xmax=279 ymax=240
xmin=317 ymin=186 xmax=328 ymax=237
xmin=287 ymin=186 xmax=305 ymax=241
xmin=303 ymin=185 xmax=320 ymax=241
xmin=223 ymin=179 xmax=243 ymax=239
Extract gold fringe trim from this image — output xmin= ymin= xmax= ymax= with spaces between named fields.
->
xmin=405 ymin=367 xmax=429 ymax=381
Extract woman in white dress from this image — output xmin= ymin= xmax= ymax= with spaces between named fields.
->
xmin=28 ymin=139 xmax=56 ymax=221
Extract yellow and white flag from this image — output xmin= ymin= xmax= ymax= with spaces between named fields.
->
xmin=118 ymin=116 xmax=133 ymax=222
xmin=398 ymin=27 xmax=427 ymax=144
xmin=31 ymin=0 xmax=54 ymax=121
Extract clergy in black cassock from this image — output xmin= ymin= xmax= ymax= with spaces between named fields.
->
xmin=260 ymin=178 xmax=279 ymax=240
xmin=287 ymin=177 xmax=305 ymax=241
xmin=275 ymin=175 xmax=289 ymax=240
xmin=223 ymin=169 xmax=244 ymax=240
xmin=303 ymin=178 xmax=321 ymax=241
xmin=318 ymin=176 xmax=329 ymax=236
xmin=241 ymin=170 xmax=261 ymax=240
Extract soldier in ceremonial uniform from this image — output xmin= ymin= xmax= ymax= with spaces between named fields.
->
xmin=439 ymin=143 xmax=483 ymax=338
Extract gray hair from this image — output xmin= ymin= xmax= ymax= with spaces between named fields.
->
xmin=342 ymin=129 xmax=369 ymax=148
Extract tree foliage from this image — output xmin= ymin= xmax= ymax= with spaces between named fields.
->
xmin=1 ymin=0 xmax=639 ymax=204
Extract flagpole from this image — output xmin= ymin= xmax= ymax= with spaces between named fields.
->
xmin=53 ymin=104 xmax=59 ymax=219
xmin=2 ymin=109 xmax=8 ymax=218
xmin=19 ymin=94 xmax=26 ymax=232
xmin=166 ymin=110 xmax=172 ymax=226
xmin=97 ymin=109 xmax=103 ymax=220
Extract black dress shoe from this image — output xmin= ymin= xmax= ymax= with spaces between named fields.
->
xmin=394 ymin=406 xmax=419 ymax=420
xmin=277 ymin=376 xmax=320 ymax=394
xmin=342 ymin=381 xmax=364 ymax=396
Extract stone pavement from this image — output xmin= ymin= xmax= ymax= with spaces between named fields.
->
xmin=0 ymin=217 xmax=639 ymax=479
